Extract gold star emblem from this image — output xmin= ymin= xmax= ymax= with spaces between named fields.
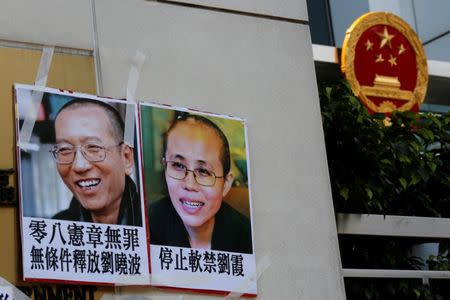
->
xmin=398 ymin=43 xmax=406 ymax=55
xmin=375 ymin=53 xmax=384 ymax=63
xmin=377 ymin=26 xmax=395 ymax=49
xmin=365 ymin=39 xmax=374 ymax=51
xmin=388 ymin=55 xmax=397 ymax=66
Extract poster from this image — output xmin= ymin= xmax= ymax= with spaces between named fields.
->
xmin=0 ymin=286 xmax=13 ymax=300
xmin=15 ymin=84 xmax=149 ymax=285
xmin=140 ymin=102 xmax=257 ymax=294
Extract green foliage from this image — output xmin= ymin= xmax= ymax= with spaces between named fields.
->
xmin=319 ymin=80 xmax=450 ymax=217
xmin=428 ymin=255 xmax=450 ymax=271
xmin=339 ymin=236 xmax=424 ymax=270
xmin=319 ymin=80 xmax=450 ymax=299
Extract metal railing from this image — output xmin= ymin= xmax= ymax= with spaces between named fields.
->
xmin=337 ymin=213 xmax=450 ymax=283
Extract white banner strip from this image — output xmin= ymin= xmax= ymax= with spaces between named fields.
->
xmin=0 ymin=276 xmax=31 ymax=300
xmin=124 ymin=50 xmax=146 ymax=147
xmin=18 ymin=46 xmax=54 ymax=146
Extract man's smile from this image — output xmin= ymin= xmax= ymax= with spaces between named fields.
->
xmin=76 ymin=179 xmax=101 ymax=189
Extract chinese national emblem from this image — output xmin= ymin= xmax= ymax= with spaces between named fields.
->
xmin=341 ymin=12 xmax=428 ymax=113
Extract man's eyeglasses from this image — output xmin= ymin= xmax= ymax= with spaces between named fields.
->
xmin=50 ymin=142 xmax=123 ymax=164
xmin=163 ymin=159 xmax=224 ymax=187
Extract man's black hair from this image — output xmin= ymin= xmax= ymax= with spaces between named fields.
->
xmin=163 ymin=112 xmax=231 ymax=176
xmin=55 ymin=98 xmax=125 ymax=143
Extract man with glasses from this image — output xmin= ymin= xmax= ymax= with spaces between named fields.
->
xmin=51 ymin=99 xmax=142 ymax=226
xmin=148 ymin=113 xmax=252 ymax=253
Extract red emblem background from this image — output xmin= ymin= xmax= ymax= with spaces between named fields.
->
xmin=354 ymin=25 xmax=418 ymax=112
xmin=341 ymin=12 xmax=428 ymax=114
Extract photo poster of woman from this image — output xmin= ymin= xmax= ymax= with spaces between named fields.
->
xmin=140 ymin=102 xmax=257 ymax=295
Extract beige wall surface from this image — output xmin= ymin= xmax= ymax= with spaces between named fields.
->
xmin=94 ymin=0 xmax=345 ymax=298
xmin=163 ymin=0 xmax=309 ymax=21
xmin=0 ymin=0 xmax=93 ymax=49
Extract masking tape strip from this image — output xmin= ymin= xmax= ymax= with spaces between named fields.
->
xmin=110 ymin=273 xmax=152 ymax=300
xmin=124 ymin=50 xmax=146 ymax=147
xmin=18 ymin=46 xmax=54 ymax=147
xmin=113 ymin=273 xmax=152 ymax=287
xmin=35 ymin=46 xmax=54 ymax=86
xmin=224 ymin=254 xmax=271 ymax=299
xmin=0 ymin=276 xmax=32 ymax=300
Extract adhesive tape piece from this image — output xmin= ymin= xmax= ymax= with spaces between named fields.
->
xmin=0 ymin=276 xmax=32 ymax=300
xmin=113 ymin=273 xmax=152 ymax=287
xmin=18 ymin=89 xmax=45 ymax=147
xmin=35 ymin=46 xmax=55 ymax=86
xmin=19 ymin=46 xmax=54 ymax=146
xmin=124 ymin=50 xmax=146 ymax=147
xmin=123 ymin=103 xmax=136 ymax=147
xmin=224 ymin=255 xmax=271 ymax=299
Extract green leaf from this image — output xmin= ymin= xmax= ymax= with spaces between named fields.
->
xmin=380 ymin=159 xmax=392 ymax=165
xmin=419 ymin=128 xmax=435 ymax=140
xmin=399 ymin=178 xmax=408 ymax=189
xmin=375 ymin=201 xmax=383 ymax=212
xmin=325 ymin=87 xmax=332 ymax=100
xmin=410 ymin=173 xmax=421 ymax=185
xmin=398 ymin=154 xmax=412 ymax=163
xmin=364 ymin=289 xmax=374 ymax=300
xmin=409 ymin=141 xmax=421 ymax=152
xmin=365 ymin=187 xmax=373 ymax=200
xmin=413 ymin=288 xmax=421 ymax=299
xmin=357 ymin=114 xmax=363 ymax=124
xmin=322 ymin=112 xmax=332 ymax=120
xmin=429 ymin=162 xmax=437 ymax=173
xmin=339 ymin=187 xmax=349 ymax=201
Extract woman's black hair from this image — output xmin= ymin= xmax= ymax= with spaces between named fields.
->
xmin=163 ymin=112 xmax=231 ymax=176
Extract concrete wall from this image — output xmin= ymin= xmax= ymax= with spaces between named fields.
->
xmin=0 ymin=0 xmax=345 ymax=298
xmin=0 ymin=0 xmax=93 ymax=49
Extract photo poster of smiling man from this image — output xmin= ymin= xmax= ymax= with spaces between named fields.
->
xmin=14 ymin=84 xmax=149 ymax=285
xmin=140 ymin=102 xmax=257 ymax=295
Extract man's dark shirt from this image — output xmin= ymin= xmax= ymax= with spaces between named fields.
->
xmin=53 ymin=176 xmax=142 ymax=226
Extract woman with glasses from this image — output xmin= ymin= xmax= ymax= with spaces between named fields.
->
xmin=148 ymin=113 xmax=252 ymax=254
